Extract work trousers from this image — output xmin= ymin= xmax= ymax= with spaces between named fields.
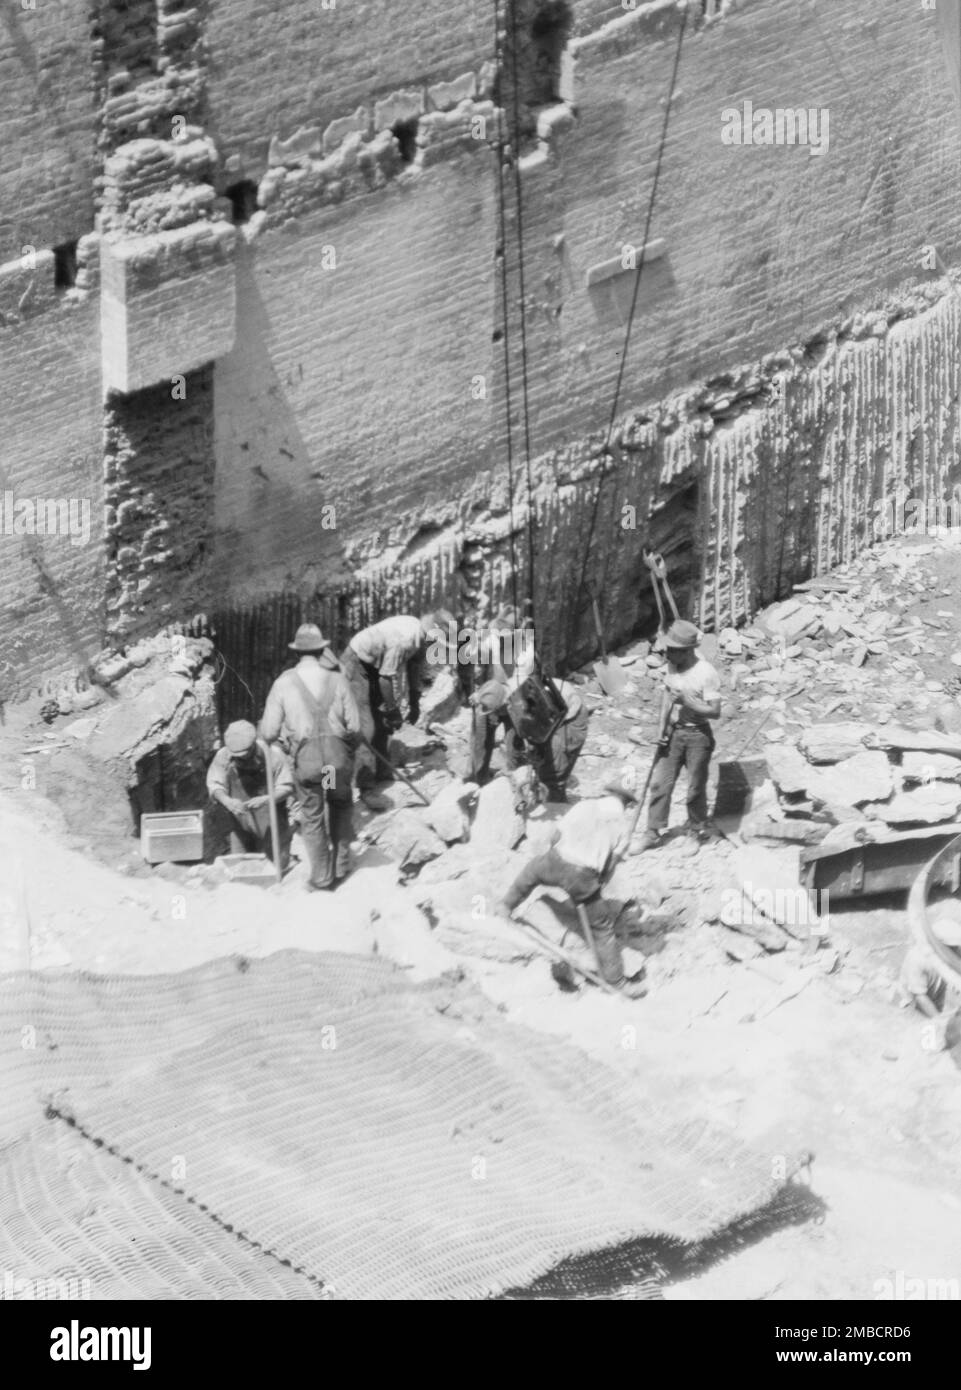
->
xmin=222 ymin=803 xmax=292 ymax=867
xmin=531 ymin=706 xmax=590 ymax=799
xmin=339 ymin=647 xmax=381 ymax=787
xmin=647 ymin=724 xmax=714 ymax=831
xmin=502 ymin=848 xmax=625 ymax=984
xmin=295 ymin=776 xmax=354 ymax=889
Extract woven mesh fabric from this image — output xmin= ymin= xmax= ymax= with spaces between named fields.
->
xmin=1 ymin=951 xmax=796 ymax=1300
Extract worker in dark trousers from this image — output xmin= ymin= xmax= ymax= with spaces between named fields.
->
xmin=206 ymin=720 xmax=294 ymax=867
xmin=640 ymin=619 xmax=722 ymax=850
xmin=261 ymin=624 xmax=360 ymax=891
xmin=470 ymin=609 xmax=536 ymax=782
xmin=340 ymin=610 xmax=456 ymax=806
xmin=496 ymin=781 xmax=647 ymax=997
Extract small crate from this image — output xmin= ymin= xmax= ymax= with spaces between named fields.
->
xmin=140 ymin=811 xmax=205 ymax=865
xmin=214 ymin=853 xmax=276 ymax=886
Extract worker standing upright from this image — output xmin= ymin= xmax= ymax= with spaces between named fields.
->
xmin=339 ymin=609 xmax=456 ymax=803
xmin=260 ymin=623 xmax=360 ymax=892
xmin=639 ymin=619 xmax=722 ymax=850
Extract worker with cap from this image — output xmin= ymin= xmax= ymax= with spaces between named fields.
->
xmin=639 ymin=619 xmax=722 ymax=851
xmin=260 ymin=623 xmax=361 ymax=891
xmin=469 ymin=608 xmax=537 ymax=782
xmin=472 ymin=674 xmax=589 ymax=802
xmin=899 ymin=899 xmax=961 ymax=1050
xmin=339 ymin=609 xmax=457 ymax=803
xmin=207 ymin=721 xmax=294 ymax=865
xmin=496 ymin=779 xmax=647 ymax=997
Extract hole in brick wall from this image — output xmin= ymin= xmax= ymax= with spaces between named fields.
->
xmin=225 ymin=179 xmax=259 ymax=225
xmin=391 ymin=117 xmax=420 ymax=164
xmin=527 ymin=0 xmax=572 ymax=107
xmin=53 ymin=240 xmax=79 ymax=290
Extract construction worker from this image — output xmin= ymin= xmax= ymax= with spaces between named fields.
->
xmin=640 ymin=619 xmax=722 ymax=851
xmin=472 ymin=674 xmax=589 ymax=802
xmin=206 ymin=720 xmax=294 ymax=866
xmin=340 ymin=610 xmax=456 ymax=803
xmin=470 ymin=609 xmax=536 ymax=781
xmin=260 ymin=623 xmax=360 ymax=891
xmin=496 ymin=780 xmax=647 ymax=997
xmin=899 ymin=900 xmax=961 ymax=1050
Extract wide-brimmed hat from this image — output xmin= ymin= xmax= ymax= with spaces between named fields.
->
xmin=664 ymin=619 xmax=699 ymax=650
xmin=224 ymin=720 xmax=258 ymax=754
xmin=289 ymin=623 xmax=329 ymax=652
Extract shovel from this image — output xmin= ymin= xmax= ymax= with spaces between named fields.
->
xmin=257 ymin=739 xmax=285 ymax=884
xmin=588 ymin=588 xmax=627 ymax=697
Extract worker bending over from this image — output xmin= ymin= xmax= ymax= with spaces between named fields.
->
xmin=471 ymin=674 xmax=589 ymax=802
xmin=207 ymin=720 xmax=293 ymax=867
xmin=640 ymin=619 xmax=722 ymax=851
xmin=340 ymin=610 xmax=456 ymax=802
xmin=899 ymin=900 xmax=961 ymax=1051
xmin=261 ymin=623 xmax=360 ymax=892
xmin=497 ymin=780 xmax=647 ymax=997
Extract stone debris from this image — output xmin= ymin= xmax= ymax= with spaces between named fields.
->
xmin=470 ymin=777 xmax=529 ymax=852
xmin=366 ymin=809 xmax=446 ymax=874
xmin=900 ymin=750 xmax=961 ymax=781
xmin=866 ymin=783 xmax=961 ymax=826
xmin=424 ymin=778 xmax=478 ymax=843
xmin=797 ymin=723 xmax=872 ymax=764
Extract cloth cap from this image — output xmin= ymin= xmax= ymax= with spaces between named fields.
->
xmin=470 ymin=679 xmax=509 ymax=713
xmin=289 ymin=623 xmax=329 ymax=652
xmin=224 ymin=720 xmax=258 ymax=754
xmin=664 ymin=620 xmax=700 ymax=649
xmin=930 ymin=900 xmax=961 ymax=948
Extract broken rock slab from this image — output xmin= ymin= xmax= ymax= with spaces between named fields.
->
xmin=367 ymin=809 xmax=446 ymax=873
xmin=424 ymin=779 xmax=478 ymax=844
xmin=900 ymin=750 xmax=961 ymax=781
xmin=797 ymin=722 xmax=872 ymax=764
xmin=866 ymin=783 xmax=961 ymax=826
xmin=470 ymin=778 xmax=528 ymax=852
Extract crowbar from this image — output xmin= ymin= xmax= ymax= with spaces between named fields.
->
xmin=361 ymin=735 xmax=431 ymax=807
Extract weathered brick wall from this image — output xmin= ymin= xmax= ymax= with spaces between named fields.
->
xmin=204 ymin=0 xmax=496 ymax=176
xmin=0 ymin=251 xmax=104 ymax=697
xmin=0 ymin=0 xmax=97 ymax=264
xmin=104 ymin=366 xmax=216 ymax=642
xmin=3 ymin=0 xmax=961 ymax=700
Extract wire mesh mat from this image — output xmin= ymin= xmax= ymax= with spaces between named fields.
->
xmin=1 ymin=951 xmax=800 ymax=1300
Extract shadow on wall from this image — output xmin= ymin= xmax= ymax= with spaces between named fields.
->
xmin=210 ymin=239 xmax=352 ymax=602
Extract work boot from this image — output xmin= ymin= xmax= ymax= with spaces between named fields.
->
xmin=688 ymin=818 xmax=721 ymax=843
xmin=612 ymin=975 xmax=647 ymax=999
xmin=637 ymin=829 xmax=661 ymax=852
xmin=360 ymin=789 xmax=391 ymax=813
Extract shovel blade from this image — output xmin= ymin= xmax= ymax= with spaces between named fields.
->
xmin=593 ymin=656 xmax=628 ymax=696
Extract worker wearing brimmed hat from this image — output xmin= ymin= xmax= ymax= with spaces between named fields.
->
xmin=496 ymin=779 xmax=647 ymax=997
xmin=899 ymin=900 xmax=961 ymax=1049
xmin=207 ymin=720 xmax=294 ymax=864
xmin=340 ymin=610 xmax=457 ymax=804
xmin=639 ymin=619 xmax=722 ymax=852
xmin=261 ymin=624 xmax=361 ymax=891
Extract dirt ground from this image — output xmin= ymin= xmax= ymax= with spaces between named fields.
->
xmin=3 ymin=534 xmax=961 ymax=1299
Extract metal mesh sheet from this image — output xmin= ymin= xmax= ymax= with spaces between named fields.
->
xmin=1 ymin=951 xmax=795 ymax=1300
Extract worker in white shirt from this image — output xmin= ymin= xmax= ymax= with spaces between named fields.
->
xmin=339 ymin=609 xmax=456 ymax=799
xmin=496 ymin=781 xmax=647 ymax=997
xmin=640 ymin=619 xmax=722 ymax=850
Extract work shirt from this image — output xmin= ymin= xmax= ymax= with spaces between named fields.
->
xmin=349 ymin=616 xmax=424 ymax=677
xmin=260 ymin=652 xmax=361 ymax=750
xmin=664 ymin=656 xmax=721 ymax=729
xmin=207 ymin=742 xmax=293 ymax=804
xmin=553 ymin=794 xmax=633 ymax=877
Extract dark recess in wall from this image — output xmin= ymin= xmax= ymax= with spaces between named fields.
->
xmin=225 ymin=179 xmax=259 ymax=224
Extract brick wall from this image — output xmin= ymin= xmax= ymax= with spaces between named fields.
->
xmin=3 ymin=0 xmax=961 ymax=699
xmin=0 ymin=0 xmax=97 ymax=265
xmin=204 ymin=0 xmax=496 ymax=177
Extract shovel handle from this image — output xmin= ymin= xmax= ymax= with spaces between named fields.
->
xmin=257 ymin=739 xmax=284 ymax=884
